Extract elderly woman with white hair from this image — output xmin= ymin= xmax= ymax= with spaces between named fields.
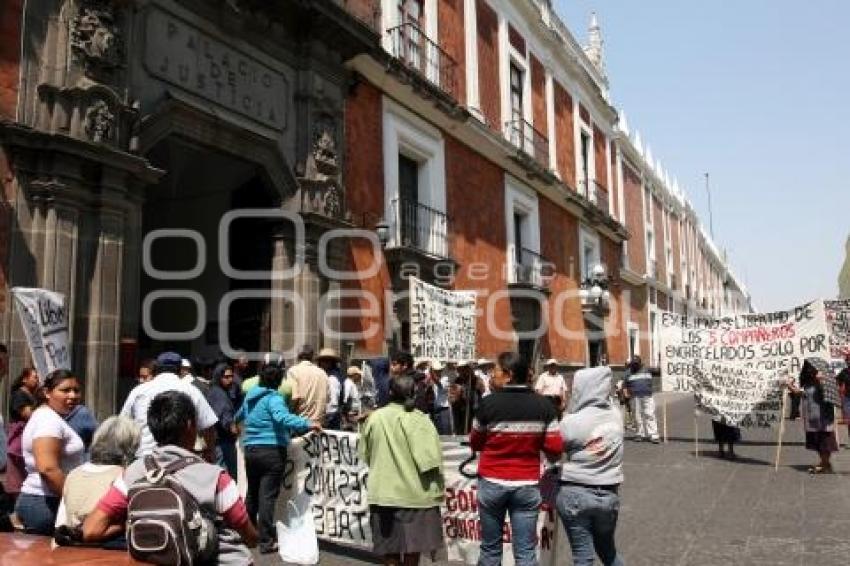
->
xmin=54 ymin=415 xmax=140 ymax=534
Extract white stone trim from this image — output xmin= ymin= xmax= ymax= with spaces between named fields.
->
xmin=545 ymin=69 xmax=557 ymax=175
xmin=381 ymin=97 xmax=446 ymax=250
xmin=505 ymin=176 xmax=541 ymax=280
xmin=578 ymin=226 xmax=601 ymax=281
xmin=463 ymin=0 xmax=482 ymax=119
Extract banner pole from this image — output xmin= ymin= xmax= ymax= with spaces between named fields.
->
xmin=694 ymin=412 xmax=699 ymax=459
xmin=775 ymin=389 xmax=788 ymax=472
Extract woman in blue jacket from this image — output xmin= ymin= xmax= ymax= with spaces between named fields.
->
xmin=235 ymin=365 xmax=321 ymax=554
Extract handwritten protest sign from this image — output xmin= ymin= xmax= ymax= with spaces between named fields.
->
xmin=12 ymin=287 xmax=71 ymax=381
xmin=410 ymin=277 xmax=476 ymax=363
xmin=824 ymin=299 xmax=850 ymax=359
xmin=272 ymin=431 xmax=569 ymax=565
xmin=660 ymin=301 xmax=829 ymax=392
xmin=692 ymin=363 xmax=784 ymax=428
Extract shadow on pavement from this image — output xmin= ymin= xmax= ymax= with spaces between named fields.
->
xmin=686 ymin=451 xmax=772 ymax=466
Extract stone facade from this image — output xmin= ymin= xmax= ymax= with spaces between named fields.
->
xmin=1 ymin=0 xmax=378 ymax=416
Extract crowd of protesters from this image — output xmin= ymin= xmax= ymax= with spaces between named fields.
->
xmin=1 ymin=338 xmax=845 ymax=566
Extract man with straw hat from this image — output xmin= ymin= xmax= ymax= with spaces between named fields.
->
xmin=317 ymin=347 xmax=345 ymax=429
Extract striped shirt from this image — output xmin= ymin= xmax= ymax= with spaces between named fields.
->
xmin=469 ymin=385 xmax=563 ymax=482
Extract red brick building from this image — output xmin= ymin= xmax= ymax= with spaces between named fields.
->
xmin=339 ymin=0 xmax=751 ymax=370
xmin=0 ymin=0 xmax=751 ymax=415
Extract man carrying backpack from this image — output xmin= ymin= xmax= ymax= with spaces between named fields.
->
xmin=81 ymin=391 xmax=258 ymax=564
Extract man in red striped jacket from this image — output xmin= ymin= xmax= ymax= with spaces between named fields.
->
xmin=470 ymin=351 xmax=563 ymax=566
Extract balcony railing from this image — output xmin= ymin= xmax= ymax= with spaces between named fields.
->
xmin=388 ymin=23 xmax=458 ymax=97
xmin=389 ymin=197 xmax=450 ymax=258
xmin=577 ymin=179 xmax=609 ymax=214
xmin=506 ymin=118 xmax=550 ymax=169
xmin=511 ymin=247 xmax=551 ymax=288
xmin=334 ymin=0 xmax=381 ymax=31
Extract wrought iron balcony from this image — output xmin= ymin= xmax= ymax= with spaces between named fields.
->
xmin=389 ymin=197 xmax=450 ymax=258
xmin=577 ymin=179 xmax=609 ymax=214
xmin=510 ymin=247 xmax=551 ymax=289
xmin=505 ymin=118 xmax=550 ymax=169
xmin=387 ymin=23 xmax=458 ymax=98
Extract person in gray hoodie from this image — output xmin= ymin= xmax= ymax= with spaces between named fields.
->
xmin=556 ymin=366 xmax=624 ymax=566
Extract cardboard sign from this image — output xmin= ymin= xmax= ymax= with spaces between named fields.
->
xmin=692 ymin=363 xmax=784 ymax=428
xmin=409 ymin=277 xmax=477 ymax=363
xmin=660 ymin=301 xmax=829 ymax=392
xmin=12 ymin=287 xmax=71 ymax=380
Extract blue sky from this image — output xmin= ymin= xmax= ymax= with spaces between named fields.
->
xmin=554 ymin=0 xmax=849 ymax=311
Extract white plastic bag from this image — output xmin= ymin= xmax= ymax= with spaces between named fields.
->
xmin=277 ymin=499 xmax=319 ymax=565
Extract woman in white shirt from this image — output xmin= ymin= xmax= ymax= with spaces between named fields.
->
xmin=15 ymin=369 xmax=85 ymax=534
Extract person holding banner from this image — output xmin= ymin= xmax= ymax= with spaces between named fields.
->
xmin=16 ymin=369 xmax=85 ymax=535
xmin=237 ymin=364 xmax=321 ymax=554
xmin=786 ymin=358 xmax=839 ymax=474
xmin=360 ymin=373 xmax=445 ymax=565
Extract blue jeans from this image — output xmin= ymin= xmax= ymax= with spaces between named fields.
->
xmin=216 ymin=440 xmax=238 ymax=481
xmin=555 ymin=483 xmax=624 ymax=566
xmin=477 ymin=478 xmax=541 ymax=566
xmin=15 ymin=493 xmax=59 ymax=535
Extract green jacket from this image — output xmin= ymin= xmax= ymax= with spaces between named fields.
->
xmin=359 ymin=403 xmax=444 ymax=508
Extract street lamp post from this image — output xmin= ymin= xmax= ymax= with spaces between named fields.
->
xmin=375 ymin=218 xmax=394 ymax=355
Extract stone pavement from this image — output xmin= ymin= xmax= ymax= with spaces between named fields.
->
xmin=257 ymin=392 xmax=850 ymax=565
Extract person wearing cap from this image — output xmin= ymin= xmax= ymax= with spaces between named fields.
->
xmin=179 ymin=358 xmax=194 ymax=382
xmin=286 ymin=345 xmax=330 ymax=423
xmin=623 ymin=355 xmax=659 ymax=443
xmin=535 ymin=359 xmax=568 ymax=415
xmin=119 ymin=351 xmax=219 ymax=461
xmin=318 ymin=348 xmax=346 ymax=430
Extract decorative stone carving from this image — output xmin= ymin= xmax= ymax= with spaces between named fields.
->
xmin=298 ymin=118 xmax=344 ymax=219
xmin=70 ymin=0 xmax=124 ymax=74
xmin=85 ymin=99 xmax=115 ymax=142
xmin=323 ymin=184 xmax=341 ymax=218
xmin=312 ymin=129 xmax=338 ymax=171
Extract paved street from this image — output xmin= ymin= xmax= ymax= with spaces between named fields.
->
xmin=258 ymin=392 xmax=850 ymax=565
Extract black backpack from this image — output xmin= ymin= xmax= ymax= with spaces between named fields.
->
xmin=127 ymin=455 xmax=219 ymax=565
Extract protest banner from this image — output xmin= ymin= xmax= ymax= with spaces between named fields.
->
xmin=11 ymin=287 xmax=71 ymax=380
xmin=691 ymin=362 xmax=784 ymax=429
xmin=410 ymin=277 xmax=476 ymax=363
xmin=824 ymin=299 xmax=850 ymax=360
xmin=660 ymin=300 xmax=829 ymax=392
xmin=272 ymin=431 xmax=570 ymax=565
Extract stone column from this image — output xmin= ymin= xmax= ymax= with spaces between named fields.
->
xmin=75 ymin=206 xmax=125 ymax=418
xmin=270 ymin=230 xmax=295 ymax=353
xmin=293 ymin=240 xmax=321 ymax=352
